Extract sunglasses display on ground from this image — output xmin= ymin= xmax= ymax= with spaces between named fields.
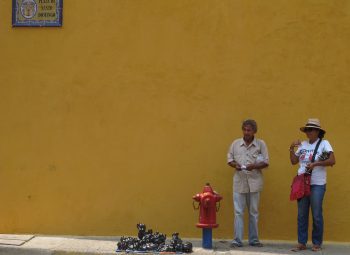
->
xmin=116 ymin=223 xmax=193 ymax=253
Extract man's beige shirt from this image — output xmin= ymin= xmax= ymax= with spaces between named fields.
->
xmin=227 ymin=138 xmax=269 ymax=193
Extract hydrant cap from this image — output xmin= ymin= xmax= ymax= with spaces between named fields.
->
xmin=202 ymin=183 xmax=214 ymax=193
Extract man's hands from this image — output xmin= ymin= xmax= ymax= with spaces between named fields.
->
xmin=235 ymin=163 xmax=242 ymax=170
xmin=228 ymin=161 xmax=241 ymax=170
xmin=245 ymin=164 xmax=256 ymax=171
xmin=228 ymin=162 xmax=255 ymax=171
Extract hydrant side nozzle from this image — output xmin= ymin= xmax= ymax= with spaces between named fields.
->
xmin=216 ymin=194 xmax=223 ymax=201
xmin=192 ymin=194 xmax=201 ymax=201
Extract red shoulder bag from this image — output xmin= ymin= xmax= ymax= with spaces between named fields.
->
xmin=290 ymin=139 xmax=322 ymax=201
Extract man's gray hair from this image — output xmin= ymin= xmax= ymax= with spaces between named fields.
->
xmin=242 ymin=119 xmax=258 ymax=132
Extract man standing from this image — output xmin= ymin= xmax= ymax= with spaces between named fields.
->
xmin=227 ymin=119 xmax=269 ymax=247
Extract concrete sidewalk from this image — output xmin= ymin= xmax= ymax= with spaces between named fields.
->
xmin=0 ymin=235 xmax=349 ymax=255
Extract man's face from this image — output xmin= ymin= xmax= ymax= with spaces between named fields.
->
xmin=242 ymin=125 xmax=256 ymax=141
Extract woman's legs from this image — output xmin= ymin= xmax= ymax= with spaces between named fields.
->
xmin=310 ymin=185 xmax=326 ymax=246
xmin=297 ymin=196 xmax=310 ymax=245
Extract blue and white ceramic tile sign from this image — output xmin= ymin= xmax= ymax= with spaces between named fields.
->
xmin=12 ymin=0 xmax=63 ymax=27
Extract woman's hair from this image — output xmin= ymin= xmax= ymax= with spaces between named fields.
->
xmin=318 ymin=130 xmax=325 ymax=139
xmin=242 ymin=119 xmax=257 ymax=132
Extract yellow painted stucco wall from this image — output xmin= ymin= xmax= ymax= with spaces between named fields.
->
xmin=0 ymin=0 xmax=349 ymax=242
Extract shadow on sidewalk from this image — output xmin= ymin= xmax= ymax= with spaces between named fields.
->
xmin=208 ymin=240 xmax=350 ymax=255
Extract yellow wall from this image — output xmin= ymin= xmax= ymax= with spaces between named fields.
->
xmin=0 ymin=0 xmax=349 ymax=241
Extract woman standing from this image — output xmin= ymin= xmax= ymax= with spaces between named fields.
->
xmin=289 ymin=119 xmax=336 ymax=252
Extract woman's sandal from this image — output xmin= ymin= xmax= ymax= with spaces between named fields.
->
xmin=291 ymin=244 xmax=307 ymax=252
xmin=312 ymin=245 xmax=322 ymax=252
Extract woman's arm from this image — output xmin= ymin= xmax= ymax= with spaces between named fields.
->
xmin=308 ymin=152 xmax=336 ymax=169
xmin=290 ymin=150 xmax=299 ymax=165
xmin=289 ymin=141 xmax=300 ymax=165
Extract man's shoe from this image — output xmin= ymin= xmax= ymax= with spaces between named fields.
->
xmin=249 ymin=242 xmax=264 ymax=247
xmin=312 ymin=245 xmax=322 ymax=252
xmin=230 ymin=241 xmax=243 ymax=248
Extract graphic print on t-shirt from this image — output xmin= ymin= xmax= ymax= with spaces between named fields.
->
xmin=295 ymin=139 xmax=334 ymax=185
xmin=309 ymin=153 xmax=313 ymax=161
xmin=298 ymin=149 xmax=315 ymax=166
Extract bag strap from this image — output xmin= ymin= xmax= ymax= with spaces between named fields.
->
xmin=311 ymin=138 xmax=322 ymax=163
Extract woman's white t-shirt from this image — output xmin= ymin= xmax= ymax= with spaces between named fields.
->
xmin=295 ymin=139 xmax=333 ymax=185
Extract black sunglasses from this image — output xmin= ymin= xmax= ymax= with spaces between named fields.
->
xmin=304 ymin=128 xmax=316 ymax=132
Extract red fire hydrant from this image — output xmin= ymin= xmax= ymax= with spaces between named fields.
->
xmin=193 ymin=183 xmax=222 ymax=249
